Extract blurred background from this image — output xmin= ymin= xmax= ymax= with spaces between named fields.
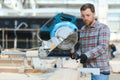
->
xmin=0 ymin=0 xmax=120 ymax=79
xmin=0 ymin=0 xmax=120 ymax=49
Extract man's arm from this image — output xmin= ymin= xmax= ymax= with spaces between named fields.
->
xmin=85 ymin=25 xmax=110 ymax=59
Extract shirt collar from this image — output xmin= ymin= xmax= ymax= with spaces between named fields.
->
xmin=91 ymin=20 xmax=98 ymax=28
xmin=85 ymin=20 xmax=98 ymax=29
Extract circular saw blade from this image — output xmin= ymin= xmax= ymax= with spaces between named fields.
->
xmin=58 ymin=32 xmax=78 ymax=50
xmin=50 ymin=21 xmax=78 ymax=50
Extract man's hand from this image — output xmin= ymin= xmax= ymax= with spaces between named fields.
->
xmin=70 ymin=42 xmax=81 ymax=59
xmin=80 ymin=54 xmax=87 ymax=63
xmin=70 ymin=52 xmax=80 ymax=60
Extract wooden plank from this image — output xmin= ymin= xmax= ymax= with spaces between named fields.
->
xmin=0 ymin=60 xmax=25 ymax=67
xmin=24 ymin=68 xmax=45 ymax=73
xmin=109 ymin=60 xmax=120 ymax=72
xmin=62 ymin=59 xmax=82 ymax=69
xmin=109 ymin=55 xmax=120 ymax=72
xmin=47 ymin=69 xmax=80 ymax=80
xmin=0 ymin=66 xmax=19 ymax=73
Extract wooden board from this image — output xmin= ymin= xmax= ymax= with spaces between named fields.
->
xmin=47 ymin=69 xmax=80 ymax=80
xmin=109 ymin=55 xmax=120 ymax=72
xmin=109 ymin=60 xmax=120 ymax=72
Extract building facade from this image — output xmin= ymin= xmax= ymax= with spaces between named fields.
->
xmin=0 ymin=0 xmax=120 ymax=42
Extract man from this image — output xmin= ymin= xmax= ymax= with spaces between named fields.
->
xmin=72 ymin=3 xmax=110 ymax=80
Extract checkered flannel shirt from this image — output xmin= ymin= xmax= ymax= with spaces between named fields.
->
xmin=79 ymin=21 xmax=110 ymax=72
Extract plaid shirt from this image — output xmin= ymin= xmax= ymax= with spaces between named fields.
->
xmin=79 ymin=21 xmax=110 ymax=72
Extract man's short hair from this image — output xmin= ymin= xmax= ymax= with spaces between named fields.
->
xmin=80 ymin=3 xmax=95 ymax=13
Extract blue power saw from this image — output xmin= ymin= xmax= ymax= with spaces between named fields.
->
xmin=38 ymin=13 xmax=78 ymax=57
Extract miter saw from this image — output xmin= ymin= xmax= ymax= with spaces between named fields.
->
xmin=1 ymin=13 xmax=100 ymax=75
xmin=1 ymin=13 xmax=78 ymax=71
xmin=27 ymin=13 xmax=79 ymax=71
xmin=38 ymin=13 xmax=78 ymax=58
xmin=25 ymin=13 xmax=100 ymax=75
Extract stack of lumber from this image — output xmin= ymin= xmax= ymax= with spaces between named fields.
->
xmin=0 ymin=54 xmax=91 ymax=80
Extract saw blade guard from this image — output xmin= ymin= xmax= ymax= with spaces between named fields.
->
xmin=39 ymin=13 xmax=76 ymax=41
xmin=50 ymin=21 xmax=78 ymax=50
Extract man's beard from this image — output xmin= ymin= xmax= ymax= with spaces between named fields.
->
xmin=86 ymin=20 xmax=93 ymax=27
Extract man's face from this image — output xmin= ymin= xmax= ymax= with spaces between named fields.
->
xmin=81 ymin=8 xmax=95 ymax=27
